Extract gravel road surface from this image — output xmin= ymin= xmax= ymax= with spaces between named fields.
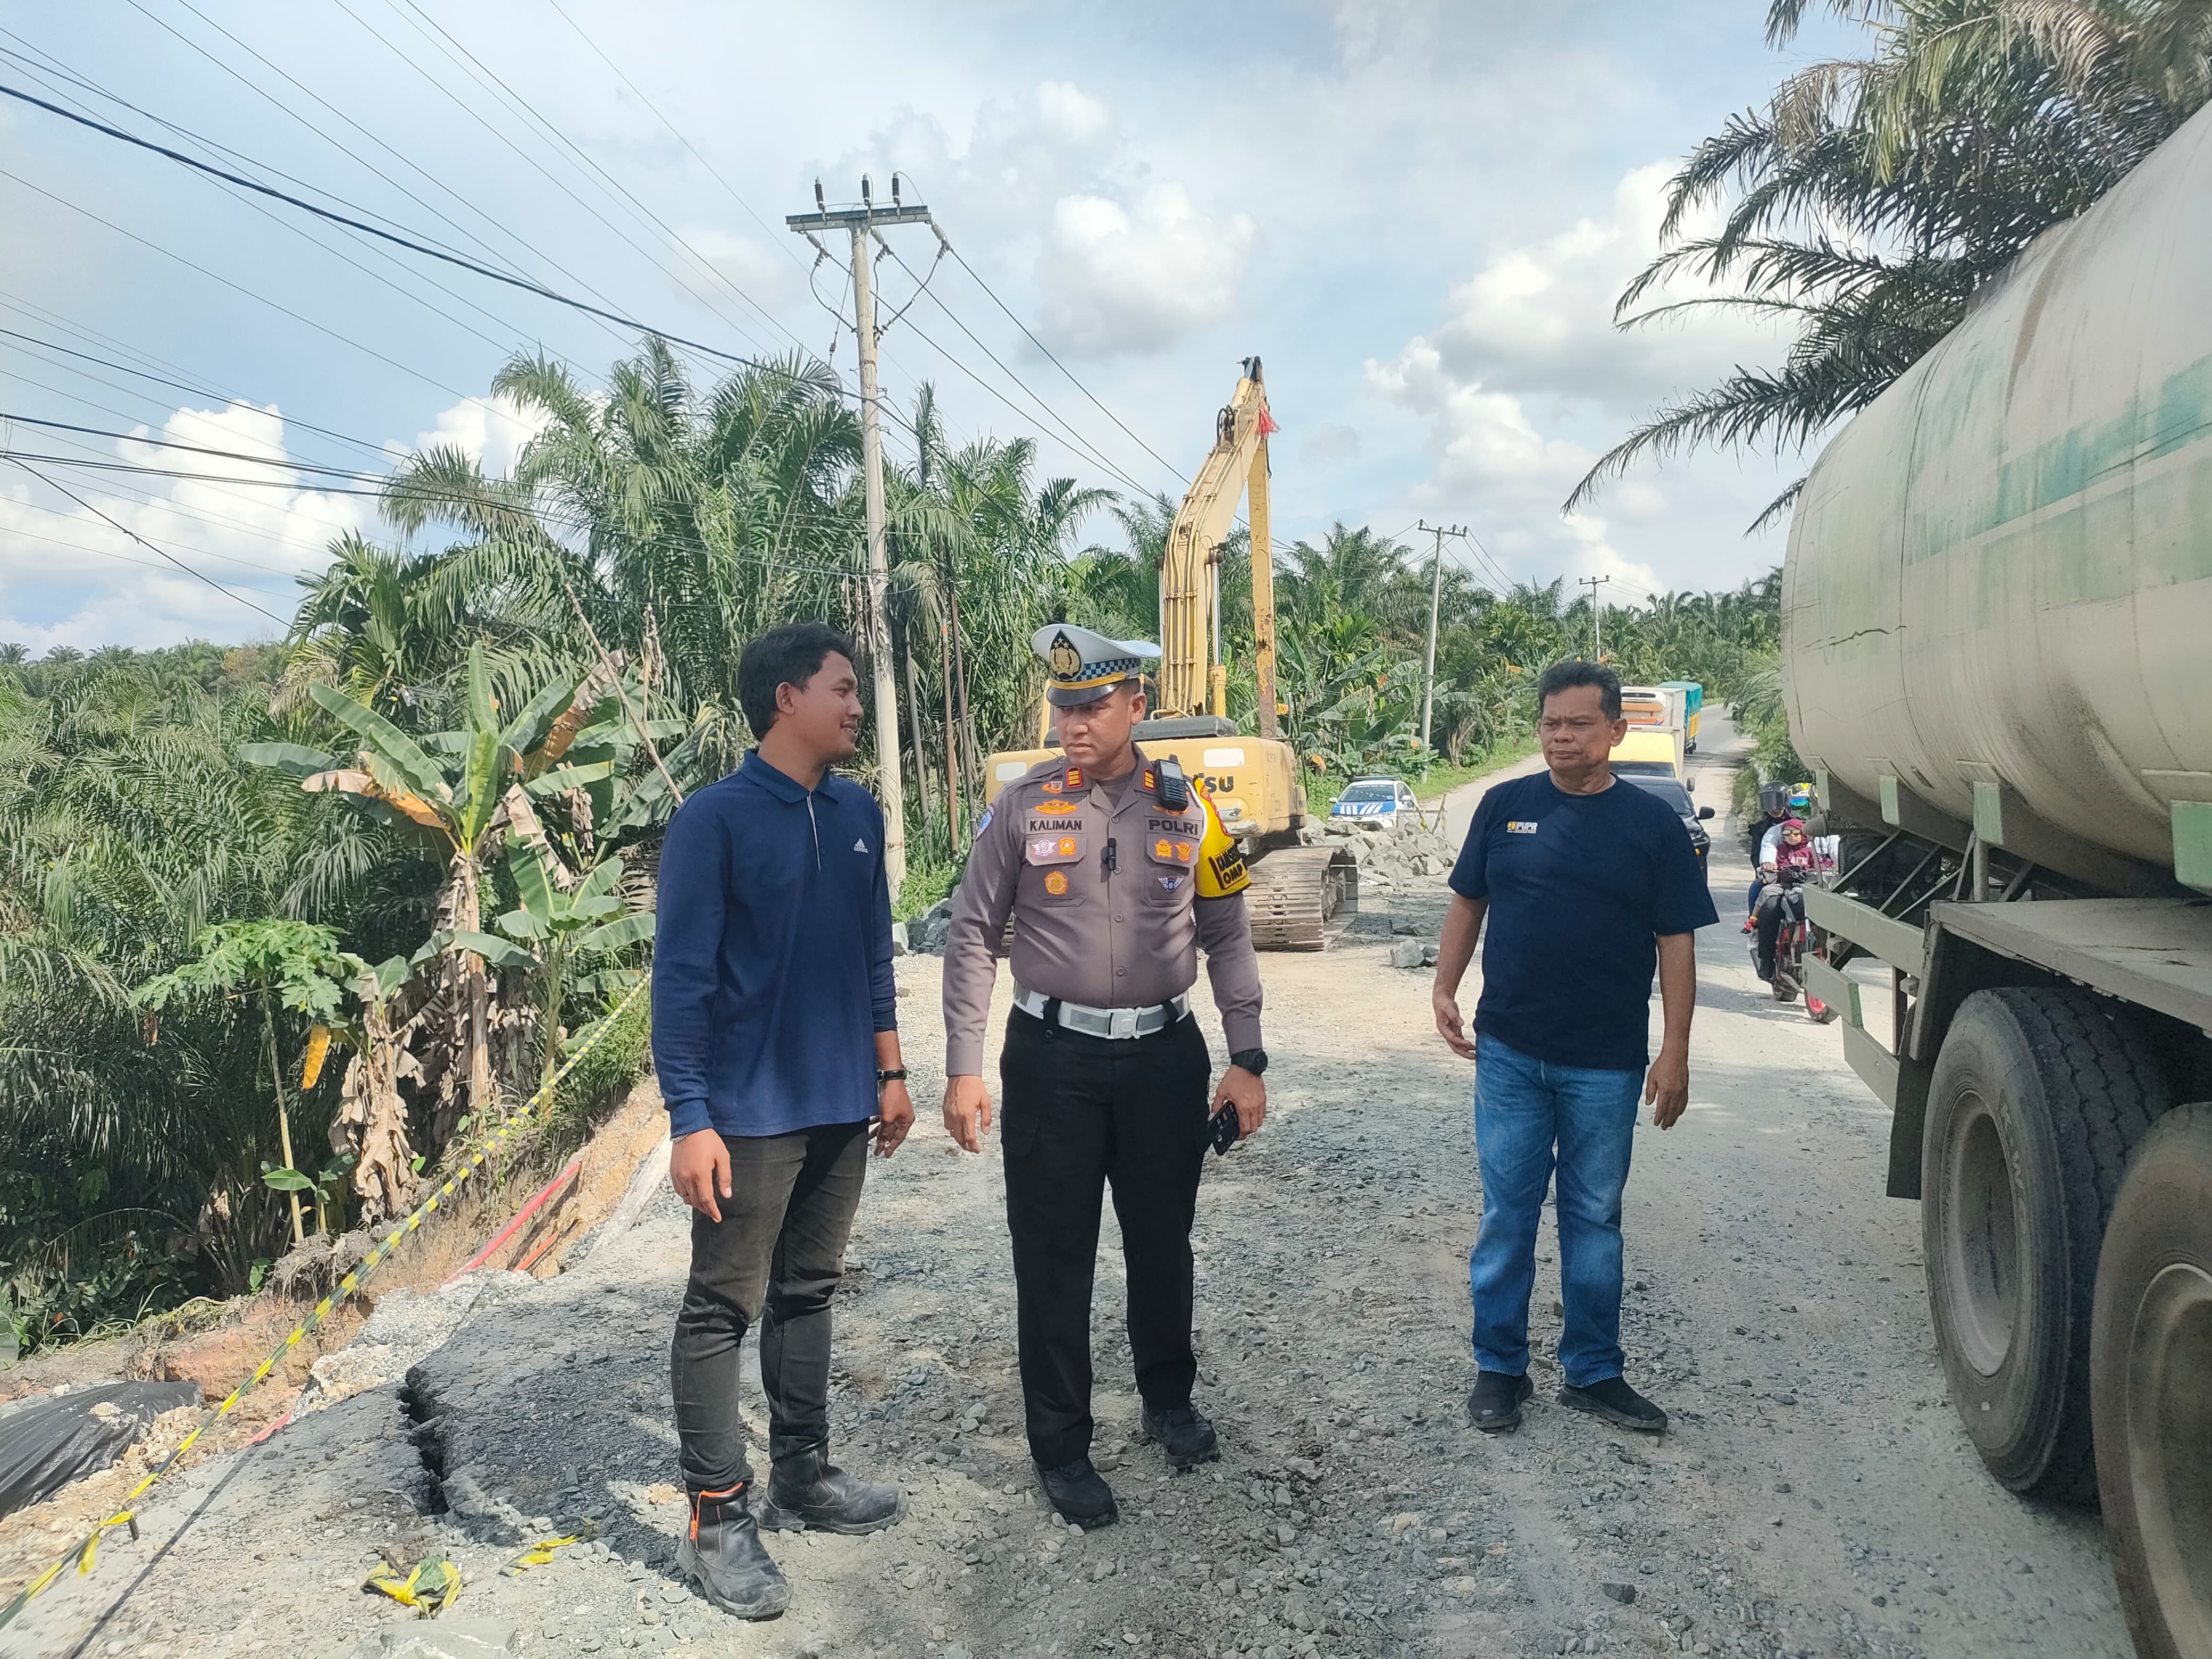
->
xmin=1 ymin=727 xmax=2133 ymax=1659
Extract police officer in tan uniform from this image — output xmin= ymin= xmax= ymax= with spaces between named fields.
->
xmin=942 ymin=624 xmax=1268 ymax=1528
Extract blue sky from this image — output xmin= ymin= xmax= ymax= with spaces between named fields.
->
xmin=0 ymin=1 xmax=1860 ymax=650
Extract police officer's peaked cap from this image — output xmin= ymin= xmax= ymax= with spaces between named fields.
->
xmin=1032 ymin=623 xmax=1161 ymax=707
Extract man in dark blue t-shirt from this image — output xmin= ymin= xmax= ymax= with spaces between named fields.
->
xmin=1432 ymin=659 xmax=1717 ymax=1436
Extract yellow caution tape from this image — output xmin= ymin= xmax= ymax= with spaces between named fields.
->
xmin=365 ymin=1555 xmax=462 ymax=1615
xmin=501 ymin=1531 xmax=586 ymax=1574
xmin=0 ymin=976 xmax=647 ymax=1633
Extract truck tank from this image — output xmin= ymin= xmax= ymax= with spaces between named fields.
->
xmin=1781 ymin=100 xmax=2212 ymax=882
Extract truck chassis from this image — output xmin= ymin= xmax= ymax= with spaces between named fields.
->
xmin=1807 ymin=777 xmax=2212 ymax=1659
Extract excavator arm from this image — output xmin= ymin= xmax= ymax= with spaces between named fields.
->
xmin=1157 ymin=356 xmax=1279 ymax=736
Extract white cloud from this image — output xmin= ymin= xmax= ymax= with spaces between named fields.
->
xmin=682 ymin=227 xmax=803 ymax=313
xmin=409 ymin=395 xmax=551 ymax=480
xmin=1406 ymin=162 xmax=1787 ymax=413
xmin=851 ymin=80 xmax=1252 ymax=361
xmin=1038 ymin=182 xmax=1256 ymax=358
xmin=1034 ymin=80 xmax=1112 ymax=145
xmin=0 ymin=403 xmax=367 ymax=650
xmin=1367 ymin=162 xmax=1799 ymax=593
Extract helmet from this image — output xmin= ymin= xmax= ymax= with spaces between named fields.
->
xmin=1758 ymin=782 xmax=1792 ymax=817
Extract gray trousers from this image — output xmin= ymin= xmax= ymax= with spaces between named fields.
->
xmin=669 ymin=1118 xmax=869 ymax=1494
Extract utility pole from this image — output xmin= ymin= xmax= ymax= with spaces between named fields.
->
xmin=1416 ymin=520 xmax=1465 ymax=755
xmin=1579 ymin=574 xmax=1611 ymax=660
xmin=790 ymin=175 xmax=934 ymax=894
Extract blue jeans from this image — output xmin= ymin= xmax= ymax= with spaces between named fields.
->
xmin=1470 ymin=1034 xmax=1641 ymax=1388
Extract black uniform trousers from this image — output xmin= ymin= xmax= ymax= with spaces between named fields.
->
xmin=999 ymin=1005 xmax=1212 ymax=1469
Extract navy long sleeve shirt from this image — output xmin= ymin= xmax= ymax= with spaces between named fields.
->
xmin=651 ymin=751 xmax=897 ymax=1140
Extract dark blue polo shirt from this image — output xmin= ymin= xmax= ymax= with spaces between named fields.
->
xmin=1449 ymin=771 xmax=1717 ymax=1071
xmin=652 ymin=751 xmax=896 ymax=1139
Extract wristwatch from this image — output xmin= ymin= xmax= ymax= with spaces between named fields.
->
xmin=1229 ymin=1049 xmax=1268 ymax=1077
xmin=876 ymin=1068 xmax=907 ymax=1085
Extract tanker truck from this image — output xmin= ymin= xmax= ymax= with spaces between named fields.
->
xmin=1782 ymin=99 xmax=2212 ymax=1659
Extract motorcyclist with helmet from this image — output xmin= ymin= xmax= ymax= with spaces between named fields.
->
xmin=1753 ymin=818 xmax=1820 ymax=982
xmin=1741 ymin=782 xmax=1796 ymax=934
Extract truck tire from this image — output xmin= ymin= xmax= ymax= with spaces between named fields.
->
xmin=1922 ymin=987 xmax=2166 ymax=1499
xmin=2091 ymin=1104 xmax=2212 ymax=1659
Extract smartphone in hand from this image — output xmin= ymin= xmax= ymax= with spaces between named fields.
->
xmin=1208 ymin=1102 xmax=1241 ymax=1156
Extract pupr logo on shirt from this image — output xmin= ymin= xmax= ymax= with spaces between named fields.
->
xmin=1505 ymin=820 xmax=1539 ymax=834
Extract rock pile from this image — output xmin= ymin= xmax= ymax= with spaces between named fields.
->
xmin=1300 ymin=814 xmax=1458 ymax=899
xmin=907 ymin=896 xmax=956 ymax=955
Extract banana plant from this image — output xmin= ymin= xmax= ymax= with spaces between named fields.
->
xmin=448 ymin=844 xmax=654 ymax=1099
xmin=242 ymin=643 xmax=584 ymax=1135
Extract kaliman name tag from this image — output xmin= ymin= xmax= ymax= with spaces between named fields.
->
xmin=1505 ymin=820 xmax=1539 ymax=834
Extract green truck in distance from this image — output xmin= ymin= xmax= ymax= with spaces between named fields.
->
xmin=1780 ymin=98 xmax=2212 ymax=1659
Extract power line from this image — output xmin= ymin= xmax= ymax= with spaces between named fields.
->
xmin=3 ymin=421 xmax=368 ymax=543
xmin=0 ymin=79 xmax=773 ymax=371
xmin=2 ymin=488 xmax=315 ymax=577
xmin=5 ymin=455 xmax=288 ymax=623
xmin=0 ymin=318 xmax=408 ymax=470
xmin=385 ymin=0 xmax=806 ymax=354
xmin=939 ymin=237 xmax=1188 ymax=485
xmin=3 ymin=412 xmax=399 ymax=483
xmin=314 ymin=0 xmax=782 ymax=363
xmin=873 ymin=238 xmax=1158 ymax=498
xmin=2 ymin=451 xmax=391 ymax=496
xmin=0 ymin=165 xmax=479 ymax=404
xmin=0 ymin=38 xmax=613 ymax=374
xmin=538 ymin=0 xmax=807 ymax=271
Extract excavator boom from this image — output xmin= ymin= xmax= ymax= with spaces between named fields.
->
xmin=1158 ymin=356 xmax=1278 ymax=735
xmin=983 ymin=353 xmax=1356 ymax=949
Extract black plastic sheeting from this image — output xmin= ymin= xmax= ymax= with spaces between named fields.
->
xmin=0 ymin=1381 xmax=202 ymax=1518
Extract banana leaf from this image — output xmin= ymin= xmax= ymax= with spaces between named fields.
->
xmin=577 ymin=912 xmax=655 ymax=955
xmin=309 ymin=682 xmax=451 ymax=807
xmin=236 ymin=741 xmax=333 ymax=778
xmin=448 ymin=928 xmax=536 ymax=970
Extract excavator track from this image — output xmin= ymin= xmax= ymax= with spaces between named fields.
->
xmin=1243 ymin=844 xmax=1359 ymax=951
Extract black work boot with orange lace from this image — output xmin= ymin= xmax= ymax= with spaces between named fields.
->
xmin=675 ymin=1480 xmax=789 ymax=1620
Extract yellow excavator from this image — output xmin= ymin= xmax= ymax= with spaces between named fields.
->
xmin=981 ymin=357 xmax=1359 ymax=949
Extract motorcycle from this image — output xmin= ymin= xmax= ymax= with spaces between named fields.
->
xmin=1753 ymin=865 xmax=1841 ymax=1023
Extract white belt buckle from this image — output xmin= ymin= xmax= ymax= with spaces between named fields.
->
xmin=1108 ymin=1006 xmax=1141 ymax=1040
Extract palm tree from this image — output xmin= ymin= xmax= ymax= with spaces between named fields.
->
xmin=246 ymin=643 xmax=585 ymax=1139
xmin=1572 ymin=0 xmax=2212 ymax=526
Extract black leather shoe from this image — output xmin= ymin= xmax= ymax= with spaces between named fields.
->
xmin=758 ymin=1451 xmax=906 ymax=1535
xmin=1558 ymin=1375 xmax=1669 ymax=1434
xmin=1465 ymin=1370 xmax=1534 ymax=1432
xmin=675 ymin=1482 xmax=789 ymax=1620
xmin=1038 ymin=1457 xmax=1119 ymax=1529
xmin=1141 ymin=1403 xmax=1220 ymax=1470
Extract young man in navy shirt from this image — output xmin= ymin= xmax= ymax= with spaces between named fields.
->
xmin=1431 ymin=659 xmax=1717 ymax=1435
xmin=653 ymin=624 xmax=915 ymax=1618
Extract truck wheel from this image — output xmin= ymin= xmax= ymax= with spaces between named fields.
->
xmin=1922 ymin=987 xmax=2166 ymax=1499
xmin=2092 ymin=1104 xmax=2212 ymax=1659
